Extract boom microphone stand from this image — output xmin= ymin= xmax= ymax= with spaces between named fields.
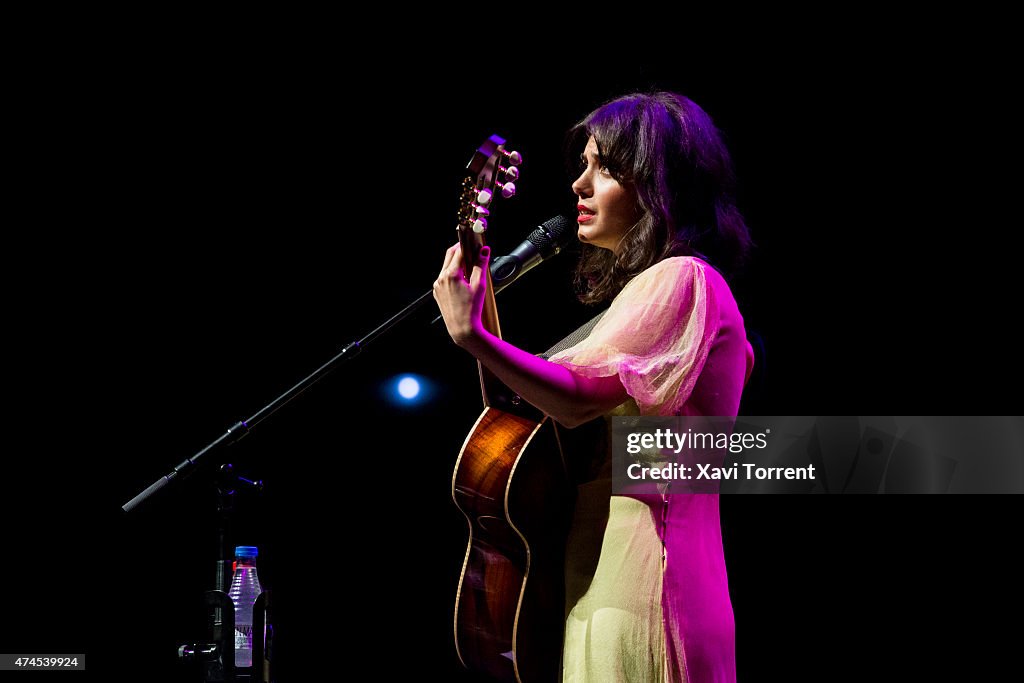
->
xmin=121 ymin=216 xmax=572 ymax=682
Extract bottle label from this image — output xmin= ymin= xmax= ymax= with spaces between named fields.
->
xmin=234 ymin=624 xmax=253 ymax=651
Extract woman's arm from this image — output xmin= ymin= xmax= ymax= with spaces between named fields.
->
xmin=461 ymin=328 xmax=628 ymax=428
xmin=433 ymin=243 xmax=628 ymax=428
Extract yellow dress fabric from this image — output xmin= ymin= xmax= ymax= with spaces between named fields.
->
xmin=548 ymin=256 xmax=752 ymax=683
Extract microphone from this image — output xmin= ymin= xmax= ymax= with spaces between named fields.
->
xmin=489 ymin=215 xmax=574 ymax=294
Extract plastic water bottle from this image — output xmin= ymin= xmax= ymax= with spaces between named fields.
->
xmin=228 ymin=545 xmax=263 ymax=668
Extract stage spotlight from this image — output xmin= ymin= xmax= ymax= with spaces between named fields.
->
xmin=386 ymin=373 xmax=433 ymax=407
xmin=398 ymin=376 xmax=420 ymax=400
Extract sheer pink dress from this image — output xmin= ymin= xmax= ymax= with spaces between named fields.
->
xmin=547 ymin=256 xmax=754 ymax=682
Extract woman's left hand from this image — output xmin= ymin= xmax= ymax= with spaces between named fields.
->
xmin=432 ymin=243 xmax=491 ymax=347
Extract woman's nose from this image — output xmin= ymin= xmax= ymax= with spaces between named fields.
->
xmin=572 ymin=171 xmax=590 ymax=197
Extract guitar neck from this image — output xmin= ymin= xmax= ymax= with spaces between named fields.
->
xmin=459 ymin=228 xmax=504 ymax=408
xmin=476 ymin=276 xmax=504 ymax=408
xmin=453 ymin=134 xmax=535 ymax=418
xmin=474 ymin=268 xmax=543 ymax=421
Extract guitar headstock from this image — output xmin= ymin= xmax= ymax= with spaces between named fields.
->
xmin=456 ymin=134 xmax=522 ymax=276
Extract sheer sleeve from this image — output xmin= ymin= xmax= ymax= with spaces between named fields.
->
xmin=548 ymin=256 xmax=719 ymax=416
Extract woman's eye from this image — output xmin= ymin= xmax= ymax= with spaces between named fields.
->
xmin=578 ymin=157 xmax=612 ymax=177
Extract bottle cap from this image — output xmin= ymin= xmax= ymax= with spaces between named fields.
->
xmin=234 ymin=546 xmax=259 ymax=558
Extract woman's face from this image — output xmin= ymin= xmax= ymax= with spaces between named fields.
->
xmin=572 ymin=135 xmax=641 ymax=253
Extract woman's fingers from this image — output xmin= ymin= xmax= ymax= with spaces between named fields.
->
xmin=440 ymin=242 xmax=459 ymax=275
xmin=469 ymin=246 xmax=490 ymax=288
xmin=447 ymin=243 xmax=465 ymax=280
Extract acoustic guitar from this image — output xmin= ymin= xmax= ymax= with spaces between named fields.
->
xmin=450 ymin=135 xmax=572 ymax=682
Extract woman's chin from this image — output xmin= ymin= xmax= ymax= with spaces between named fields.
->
xmin=577 ymin=226 xmax=599 ymax=243
xmin=578 ymin=230 xmax=612 ymax=251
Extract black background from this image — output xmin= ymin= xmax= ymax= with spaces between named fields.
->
xmin=2 ymin=20 xmax=1020 ymax=682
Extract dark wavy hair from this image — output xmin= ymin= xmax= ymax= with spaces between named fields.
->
xmin=567 ymin=91 xmax=754 ymax=304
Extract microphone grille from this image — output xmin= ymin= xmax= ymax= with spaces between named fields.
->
xmin=528 ymin=215 xmax=574 ymax=252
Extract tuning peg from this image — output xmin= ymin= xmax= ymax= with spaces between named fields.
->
xmin=475 ymin=205 xmax=490 ymax=216
xmin=499 ymin=181 xmax=516 ymax=199
xmin=504 ymin=149 xmax=522 ymax=166
xmin=501 ymin=165 xmax=520 ymax=181
xmin=473 ymin=217 xmax=488 ymax=233
xmin=477 ymin=188 xmax=493 ymax=206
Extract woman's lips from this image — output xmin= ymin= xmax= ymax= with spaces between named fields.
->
xmin=577 ymin=214 xmax=594 ymax=223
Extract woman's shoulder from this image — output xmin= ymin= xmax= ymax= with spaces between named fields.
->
xmin=653 ymin=254 xmax=735 ymax=291
xmin=628 ymin=255 xmax=709 ymax=289
xmin=621 ymin=254 xmax=742 ymax=312
xmin=659 ymin=254 xmax=710 ymax=271
xmin=612 ymin=256 xmax=709 ymax=308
